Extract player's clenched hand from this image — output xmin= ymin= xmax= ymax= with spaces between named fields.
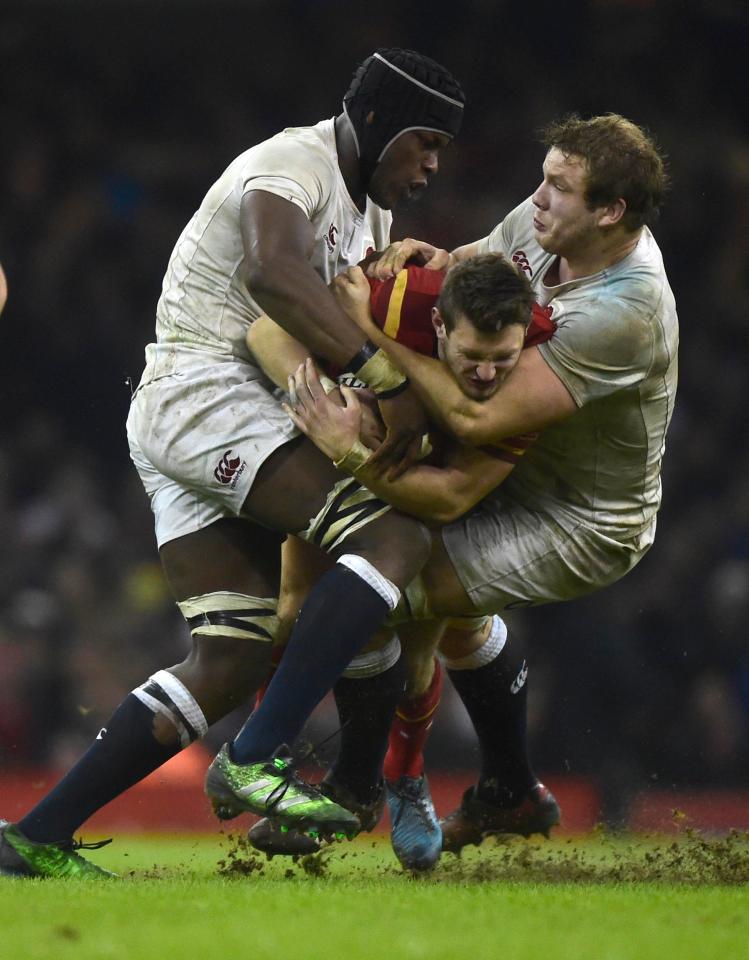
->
xmin=370 ymin=384 xmax=429 ymax=479
xmin=366 ymin=239 xmax=451 ymax=280
xmin=284 ymin=358 xmax=363 ymax=462
xmin=330 ymin=266 xmax=378 ymax=335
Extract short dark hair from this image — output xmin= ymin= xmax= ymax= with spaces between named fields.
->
xmin=540 ymin=113 xmax=669 ymax=231
xmin=437 ymin=254 xmax=535 ymax=335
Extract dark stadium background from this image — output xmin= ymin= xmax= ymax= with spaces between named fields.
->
xmin=1 ymin=0 xmax=747 ymax=830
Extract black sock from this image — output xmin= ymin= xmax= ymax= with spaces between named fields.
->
xmin=18 ymin=694 xmax=178 ymax=844
xmin=327 ymin=656 xmax=407 ymax=805
xmin=448 ymin=633 xmax=537 ymax=807
xmin=231 ymin=565 xmax=390 ymax=763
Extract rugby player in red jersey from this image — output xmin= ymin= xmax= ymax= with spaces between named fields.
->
xmin=246 ymin=254 xmax=559 ymax=870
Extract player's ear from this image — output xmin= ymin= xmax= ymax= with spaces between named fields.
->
xmin=432 ymin=306 xmax=447 ymax=340
xmin=366 ymin=110 xmax=375 ymax=126
xmin=597 ymin=197 xmax=626 ymax=228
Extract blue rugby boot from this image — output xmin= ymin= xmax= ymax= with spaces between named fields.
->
xmin=386 ymin=775 xmax=442 ymax=872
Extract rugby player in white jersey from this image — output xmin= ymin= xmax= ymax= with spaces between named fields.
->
xmin=0 ymin=49 xmax=466 ymax=879
xmin=287 ymin=113 xmax=678 ymax=855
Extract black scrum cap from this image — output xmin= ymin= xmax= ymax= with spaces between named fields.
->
xmin=343 ymin=49 xmax=465 ymax=188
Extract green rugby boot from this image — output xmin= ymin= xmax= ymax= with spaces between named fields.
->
xmin=205 ymin=745 xmax=361 ymax=839
xmin=248 ymin=777 xmax=385 ymax=857
xmin=0 ymin=820 xmax=116 ymax=879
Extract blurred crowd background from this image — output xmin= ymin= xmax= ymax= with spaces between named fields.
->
xmin=1 ymin=0 xmax=747 ymax=825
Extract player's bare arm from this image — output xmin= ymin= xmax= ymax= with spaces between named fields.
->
xmin=241 ymin=191 xmax=373 ymax=365
xmin=246 ymin=314 xmax=386 ymax=452
xmin=248 ymin=287 xmax=519 ymax=516
xmin=243 ymin=190 xmax=427 ymax=462
xmin=358 ymin=316 xmax=576 ymax=446
xmin=286 ymin=357 xmax=515 ymax=524
xmin=449 ymin=239 xmax=482 ymax=264
xmin=246 ymin=314 xmax=310 ymax=389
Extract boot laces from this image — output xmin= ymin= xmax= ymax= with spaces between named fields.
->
xmin=262 ymin=725 xmax=345 ymax=815
xmin=70 ymin=837 xmax=113 ymax=852
xmin=391 ymin=778 xmax=435 ymax=829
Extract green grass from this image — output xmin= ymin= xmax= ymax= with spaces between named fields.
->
xmin=2 ymin=832 xmax=749 ymax=960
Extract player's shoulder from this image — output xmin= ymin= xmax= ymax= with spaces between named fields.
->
xmin=238 ymin=119 xmax=337 ymax=177
xmin=498 ymin=196 xmax=536 ymax=240
xmin=483 ymin=196 xmax=538 ymax=264
xmin=603 ymin=232 xmax=676 ymax=322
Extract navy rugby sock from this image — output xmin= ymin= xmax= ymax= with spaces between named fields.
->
xmin=447 ymin=632 xmax=537 ymax=807
xmin=327 ymin=656 xmax=407 ymax=805
xmin=18 ymin=694 xmax=178 ymax=844
xmin=231 ymin=565 xmax=391 ymax=764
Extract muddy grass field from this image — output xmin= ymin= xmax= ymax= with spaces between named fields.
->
xmin=2 ymin=830 xmax=748 ymax=960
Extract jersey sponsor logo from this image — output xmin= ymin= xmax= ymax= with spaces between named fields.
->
xmin=214 ymin=449 xmax=247 ymax=488
xmin=96 ymin=727 xmax=107 ymax=740
xmin=510 ymin=660 xmax=528 ymax=695
xmin=512 ymin=250 xmax=533 ymax=277
xmin=324 ymin=222 xmax=339 ymax=252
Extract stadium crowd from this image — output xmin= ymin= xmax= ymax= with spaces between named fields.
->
xmin=1 ymin=0 xmax=747 ymax=825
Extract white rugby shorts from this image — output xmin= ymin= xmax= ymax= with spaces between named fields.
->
xmin=126 ymin=360 xmax=298 ymax=547
xmin=441 ymin=493 xmax=654 ymax=613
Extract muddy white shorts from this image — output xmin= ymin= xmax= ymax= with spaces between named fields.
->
xmin=441 ymin=493 xmax=654 ymax=613
xmin=126 ymin=359 xmax=298 ymax=547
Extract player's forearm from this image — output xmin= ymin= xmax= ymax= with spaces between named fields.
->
xmin=241 ymin=191 xmax=368 ymax=366
xmin=363 ymin=329 xmax=481 ymax=439
xmin=352 ymin=460 xmax=472 ymax=525
xmin=370 ymin=335 xmax=574 ymax=446
xmin=248 ymin=254 xmax=368 ymax=367
xmin=449 ymin=239 xmax=481 ymax=263
xmin=247 ymin=316 xmax=309 ymax=389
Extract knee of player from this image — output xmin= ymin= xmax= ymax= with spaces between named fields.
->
xmin=439 ymin=615 xmax=495 ymax=661
xmin=358 ymin=627 xmax=397 ymax=656
xmin=276 ymin=593 xmax=304 ymax=640
xmin=406 ymin=518 xmax=432 ymax=569
xmin=186 ymin=634 xmax=273 ymax=689
xmin=343 ymin=631 xmax=401 ymax=679
xmin=175 ymin=590 xmax=280 ymax=693
xmin=346 ymin=515 xmax=431 ymax=586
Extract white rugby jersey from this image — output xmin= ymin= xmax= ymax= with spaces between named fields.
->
xmin=477 ymin=197 xmax=679 ymax=542
xmin=141 ymin=118 xmax=391 ymax=382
